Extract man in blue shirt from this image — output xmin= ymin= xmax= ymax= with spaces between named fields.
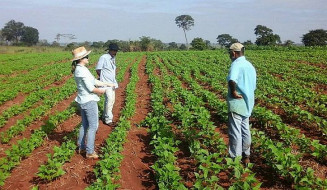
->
xmin=226 ymin=43 xmax=256 ymax=163
xmin=96 ymin=43 xmax=119 ymax=126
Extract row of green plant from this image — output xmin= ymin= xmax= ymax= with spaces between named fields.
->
xmin=165 ymin=51 xmax=327 ymax=162
xmin=197 ymin=50 xmax=327 ymax=134
xmin=0 ymin=87 xmax=58 ymax=128
xmin=142 ymin=54 xmax=187 ymax=189
xmin=156 ymin=55 xmax=261 ymax=189
xmin=0 ymin=59 xmax=72 ymax=105
xmin=158 ymin=52 xmax=327 ymax=189
xmin=87 ymin=55 xmax=141 ymax=189
xmin=0 ymin=52 xmax=70 ymax=75
xmin=0 ymin=105 xmax=77 ymax=186
xmin=36 ymin=127 xmax=79 ymax=181
xmin=0 ymin=78 xmax=76 ymax=143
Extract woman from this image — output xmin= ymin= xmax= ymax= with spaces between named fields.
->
xmin=71 ymin=46 xmax=114 ymax=159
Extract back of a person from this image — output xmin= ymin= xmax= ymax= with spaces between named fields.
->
xmin=228 ymin=56 xmax=256 ymax=117
xmin=237 ymin=57 xmax=256 ymax=114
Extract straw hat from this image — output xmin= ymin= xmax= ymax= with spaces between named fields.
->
xmin=71 ymin=46 xmax=91 ymax=61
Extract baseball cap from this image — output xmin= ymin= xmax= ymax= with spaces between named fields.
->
xmin=229 ymin=43 xmax=244 ymax=52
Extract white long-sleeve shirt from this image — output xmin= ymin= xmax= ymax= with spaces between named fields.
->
xmin=74 ymin=64 xmax=100 ymax=104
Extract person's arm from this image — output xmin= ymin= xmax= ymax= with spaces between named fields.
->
xmin=92 ymin=87 xmax=105 ymax=96
xmin=228 ymin=80 xmax=242 ymax=99
xmin=94 ymin=79 xmax=114 ymax=87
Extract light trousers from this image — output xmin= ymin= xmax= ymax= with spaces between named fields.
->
xmin=77 ymin=101 xmax=99 ymax=154
xmin=103 ymin=87 xmax=115 ymax=124
xmin=228 ymin=112 xmax=251 ymax=158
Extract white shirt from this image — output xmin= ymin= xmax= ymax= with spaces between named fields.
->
xmin=96 ymin=54 xmax=118 ymax=88
xmin=74 ymin=64 xmax=100 ymax=104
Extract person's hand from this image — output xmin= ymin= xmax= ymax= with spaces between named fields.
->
xmin=232 ymin=91 xmax=243 ymax=99
xmin=100 ymin=88 xmax=106 ymax=95
xmin=94 ymin=88 xmax=106 ymax=96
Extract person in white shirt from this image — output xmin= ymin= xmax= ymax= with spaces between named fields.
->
xmin=71 ymin=46 xmax=114 ymax=159
xmin=96 ymin=43 xmax=119 ymax=126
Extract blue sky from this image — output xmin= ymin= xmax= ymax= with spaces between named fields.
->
xmin=0 ymin=0 xmax=326 ymax=44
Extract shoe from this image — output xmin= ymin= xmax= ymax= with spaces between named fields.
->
xmin=103 ymin=121 xmax=115 ymax=126
xmin=86 ymin=152 xmax=99 ymax=159
xmin=242 ymin=156 xmax=250 ymax=164
xmin=76 ymin=148 xmax=86 ymax=154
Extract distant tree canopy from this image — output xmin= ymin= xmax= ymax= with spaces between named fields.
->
xmin=168 ymin=42 xmax=178 ymax=50
xmin=254 ymin=25 xmax=281 ymax=46
xmin=175 ymin=15 xmax=194 ymax=48
xmin=21 ymin=26 xmax=39 ymax=46
xmin=179 ymin=44 xmax=187 ymax=50
xmin=283 ymin=40 xmax=295 ymax=46
xmin=302 ymin=29 xmax=327 ymax=46
xmin=1 ymin=20 xmax=39 ymax=45
xmin=1 ymin=20 xmax=24 ymax=43
xmin=217 ymin=34 xmax=238 ymax=47
xmin=190 ymin=37 xmax=207 ymax=50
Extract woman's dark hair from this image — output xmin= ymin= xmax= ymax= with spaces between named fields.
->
xmin=71 ymin=60 xmax=79 ymax=74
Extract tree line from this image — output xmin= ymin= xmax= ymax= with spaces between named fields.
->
xmin=1 ymin=18 xmax=327 ymax=51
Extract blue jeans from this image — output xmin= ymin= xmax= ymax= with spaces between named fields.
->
xmin=78 ymin=101 xmax=99 ymax=154
xmin=228 ymin=112 xmax=251 ymax=158
xmin=103 ymin=87 xmax=115 ymax=124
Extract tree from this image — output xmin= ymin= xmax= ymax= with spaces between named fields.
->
xmin=283 ymin=40 xmax=295 ymax=46
xmin=175 ymin=15 xmax=194 ymax=49
xmin=21 ymin=26 xmax=39 ymax=45
xmin=168 ymin=42 xmax=178 ymax=50
xmin=254 ymin=25 xmax=281 ymax=46
xmin=205 ymin=40 xmax=212 ymax=49
xmin=302 ymin=29 xmax=327 ymax=46
xmin=51 ymin=41 xmax=60 ymax=47
xmin=91 ymin=41 xmax=105 ymax=48
xmin=1 ymin=20 xmax=25 ymax=43
xmin=139 ymin=36 xmax=151 ymax=51
xmin=151 ymin=39 xmax=165 ymax=51
xmin=38 ymin=39 xmax=50 ymax=46
xmin=190 ymin=37 xmax=207 ymax=50
xmin=243 ymin=40 xmax=253 ymax=46
xmin=217 ymin=34 xmax=238 ymax=47
xmin=179 ymin=44 xmax=187 ymax=50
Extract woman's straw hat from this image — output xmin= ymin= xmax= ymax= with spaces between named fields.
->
xmin=71 ymin=46 xmax=91 ymax=61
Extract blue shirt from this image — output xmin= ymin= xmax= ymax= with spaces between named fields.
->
xmin=227 ymin=56 xmax=256 ymax=117
xmin=96 ymin=54 xmax=118 ymax=88
xmin=74 ymin=64 xmax=100 ymax=104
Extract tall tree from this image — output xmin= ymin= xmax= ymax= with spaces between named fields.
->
xmin=217 ymin=34 xmax=238 ymax=47
xmin=1 ymin=20 xmax=25 ymax=43
xmin=302 ymin=29 xmax=327 ymax=46
xmin=175 ymin=15 xmax=194 ymax=49
xmin=21 ymin=26 xmax=39 ymax=45
xmin=254 ymin=25 xmax=281 ymax=46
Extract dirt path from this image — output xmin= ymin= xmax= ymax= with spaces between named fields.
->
xmin=118 ymin=55 xmax=157 ymax=189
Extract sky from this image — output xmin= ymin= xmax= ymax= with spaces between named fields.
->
xmin=0 ymin=0 xmax=326 ymax=44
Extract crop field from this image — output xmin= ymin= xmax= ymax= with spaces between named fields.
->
xmin=0 ymin=47 xmax=326 ymax=189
